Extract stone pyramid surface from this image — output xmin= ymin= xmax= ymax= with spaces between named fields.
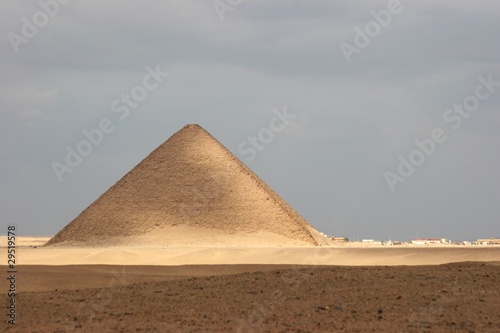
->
xmin=46 ymin=124 xmax=326 ymax=247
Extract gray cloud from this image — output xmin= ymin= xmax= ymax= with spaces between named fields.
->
xmin=1 ymin=0 xmax=499 ymax=241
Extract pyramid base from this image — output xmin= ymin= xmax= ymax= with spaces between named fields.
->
xmin=46 ymin=224 xmax=325 ymax=247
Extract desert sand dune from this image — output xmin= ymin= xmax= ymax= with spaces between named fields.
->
xmin=9 ymin=245 xmax=500 ymax=266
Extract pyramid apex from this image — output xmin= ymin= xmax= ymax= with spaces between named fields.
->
xmin=183 ymin=124 xmax=203 ymax=129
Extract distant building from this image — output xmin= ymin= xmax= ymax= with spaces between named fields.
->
xmin=477 ymin=238 xmax=500 ymax=245
xmin=411 ymin=238 xmax=444 ymax=245
xmin=331 ymin=237 xmax=348 ymax=242
xmin=361 ymin=239 xmax=382 ymax=245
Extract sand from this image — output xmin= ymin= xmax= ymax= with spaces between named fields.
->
xmin=0 ymin=236 xmax=50 ymax=247
xmin=7 ymin=242 xmax=500 ymax=266
xmin=2 ymin=237 xmax=500 ymax=331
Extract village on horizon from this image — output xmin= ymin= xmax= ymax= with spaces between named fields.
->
xmin=326 ymin=234 xmax=500 ymax=246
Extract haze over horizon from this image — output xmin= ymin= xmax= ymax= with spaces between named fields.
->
xmin=1 ymin=1 xmax=499 ymax=242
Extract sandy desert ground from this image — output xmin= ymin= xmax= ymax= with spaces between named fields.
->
xmin=9 ymin=243 xmax=500 ymax=266
xmin=1 ymin=238 xmax=499 ymax=332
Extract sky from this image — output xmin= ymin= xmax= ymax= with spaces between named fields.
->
xmin=1 ymin=0 xmax=499 ymax=242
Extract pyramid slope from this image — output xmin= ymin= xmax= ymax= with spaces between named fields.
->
xmin=46 ymin=124 xmax=326 ymax=247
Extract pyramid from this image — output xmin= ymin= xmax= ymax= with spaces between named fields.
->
xmin=46 ymin=124 xmax=327 ymax=247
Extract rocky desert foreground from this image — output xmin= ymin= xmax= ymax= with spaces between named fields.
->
xmin=1 ymin=261 xmax=499 ymax=332
xmin=2 ymin=242 xmax=500 ymax=332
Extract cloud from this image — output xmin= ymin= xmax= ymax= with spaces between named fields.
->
xmin=0 ymin=0 xmax=499 ymax=241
